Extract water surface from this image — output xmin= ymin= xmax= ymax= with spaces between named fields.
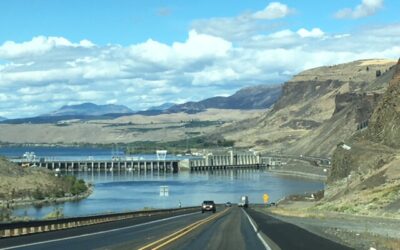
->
xmin=13 ymin=169 xmax=323 ymax=219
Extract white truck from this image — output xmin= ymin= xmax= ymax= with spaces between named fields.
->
xmin=238 ymin=195 xmax=249 ymax=208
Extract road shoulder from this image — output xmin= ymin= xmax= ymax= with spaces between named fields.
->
xmin=252 ymin=205 xmax=400 ymax=250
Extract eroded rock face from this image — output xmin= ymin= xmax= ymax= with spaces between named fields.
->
xmin=367 ymin=58 xmax=400 ymax=148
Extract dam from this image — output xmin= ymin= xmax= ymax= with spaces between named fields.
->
xmin=10 ymin=150 xmax=264 ymax=173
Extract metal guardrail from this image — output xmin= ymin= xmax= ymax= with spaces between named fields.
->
xmin=0 ymin=206 xmax=198 ymax=238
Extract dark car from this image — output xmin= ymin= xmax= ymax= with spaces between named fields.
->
xmin=201 ymin=200 xmax=216 ymax=213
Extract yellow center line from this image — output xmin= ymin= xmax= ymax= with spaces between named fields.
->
xmin=138 ymin=208 xmax=230 ymax=250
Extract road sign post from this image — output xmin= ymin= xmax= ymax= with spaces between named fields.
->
xmin=160 ymin=186 xmax=169 ymax=197
xmin=263 ymin=193 xmax=269 ymax=204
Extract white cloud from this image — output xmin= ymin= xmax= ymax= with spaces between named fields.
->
xmin=0 ymin=36 xmax=95 ymax=59
xmin=192 ymin=67 xmax=239 ymax=86
xmin=106 ymin=99 xmax=118 ymax=104
xmin=192 ymin=2 xmax=294 ymax=41
xmin=1 ymin=22 xmax=400 ymax=118
xmin=297 ymin=28 xmax=325 ymax=38
xmin=172 ymin=30 xmax=232 ymax=59
xmin=253 ymin=2 xmax=292 ymax=20
xmin=335 ymin=0 xmax=384 ymax=19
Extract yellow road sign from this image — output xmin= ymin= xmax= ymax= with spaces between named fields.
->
xmin=263 ymin=193 xmax=269 ymax=203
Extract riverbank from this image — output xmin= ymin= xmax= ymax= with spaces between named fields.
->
xmin=266 ymin=159 xmax=329 ymax=180
xmin=0 ymin=185 xmax=93 ymax=210
xmin=257 ymin=200 xmax=400 ymax=250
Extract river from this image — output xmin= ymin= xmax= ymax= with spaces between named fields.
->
xmin=1 ymin=146 xmax=324 ymax=219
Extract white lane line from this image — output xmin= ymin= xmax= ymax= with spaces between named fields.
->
xmin=242 ymin=209 xmax=272 ymax=250
xmin=1 ymin=211 xmax=200 ymax=250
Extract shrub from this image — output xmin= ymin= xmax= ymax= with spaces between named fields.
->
xmin=32 ymin=188 xmax=45 ymax=200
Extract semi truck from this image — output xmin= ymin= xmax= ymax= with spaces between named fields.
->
xmin=238 ymin=195 xmax=249 ymax=208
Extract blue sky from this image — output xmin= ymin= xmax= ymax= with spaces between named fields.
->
xmin=1 ymin=0 xmax=399 ymax=45
xmin=0 ymin=0 xmax=399 ymax=118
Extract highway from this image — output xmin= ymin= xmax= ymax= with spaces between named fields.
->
xmin=0 ymin=206 xmax=352 ymax=250
xmin=0 ymin=208 xmax=206 ymax=250
xmin=162 ymin=206 xmax=265 ymax=250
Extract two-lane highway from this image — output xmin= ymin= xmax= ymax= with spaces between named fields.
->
xmin=163 ymin=206 xmax=265 ymax=250
xmin=0 ymin=208 xmax=213 ymax=250
xmin=0 ymin=206 xmax=353 ymax=250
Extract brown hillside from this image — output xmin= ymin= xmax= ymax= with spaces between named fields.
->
xmin=321 ymin=59 xmax=400 ymax=217
xmin=221 ymin=59 xmax=397 ymax=156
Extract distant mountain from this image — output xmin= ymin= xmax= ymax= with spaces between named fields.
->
xmin=166 ymin=85 xmax=282 ymax=113
xmin=147 ymin=102 xmax=176 ymax=111
xmin=1 ymin=85 xmax=281 ymax=124
xmin=0 ymin=116 xmax=7 ymax=122
xmin=46 ymin=103 xmax=133 ymax=116
xmin=0 ymin=103 xmax=134 ymax=124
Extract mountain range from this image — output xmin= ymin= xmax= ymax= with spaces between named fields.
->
xmin=45 ymin=103 xmax=133 ymax=116
xmin=1 ymin=84 xmax=282 ymax=124
xmin=166 ymin=85 xmax=282 ymax=113
xmin=146 ymin=102 xmax=176 ymax=111
xmin=0 ymin=117 xmax=6 ymax=122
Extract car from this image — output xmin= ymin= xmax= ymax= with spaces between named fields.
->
xmin=225 ymin=201 xmax=232 ymax=207
xmin=201 ymin=200 xmax=216 ymax=213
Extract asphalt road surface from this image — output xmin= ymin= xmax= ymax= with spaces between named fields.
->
xmin=164 ymin=206 xmax=265 ymax=250
xmin=0 ymin=206 xmax=354 ymax=250
xmin=246 ymin=208 xmax=353 ymax=250
xmin=0 ymin=208 xmax=207 ymax=250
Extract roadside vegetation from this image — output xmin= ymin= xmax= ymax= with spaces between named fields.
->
xmin=0 ymin=157 xmax=90 ymax=221
xmin=125 ymin=135 xmax=234 ymax=154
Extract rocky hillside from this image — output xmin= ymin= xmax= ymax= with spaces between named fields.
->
xmin=367 ymin=60 xmax=400 ymax=148
xmin=221 ymin=59 xmax=397 ymax=157
xmin=315 ymin=59 xmax=400 ymax=217
xmin=167 ymin=84 xmax=282 ymax=113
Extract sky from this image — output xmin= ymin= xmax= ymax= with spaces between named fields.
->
xmin=0 ymin=0 xmax=400 ymax=118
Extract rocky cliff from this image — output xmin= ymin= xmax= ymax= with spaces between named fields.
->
xmin=318 ymin=59 xmax=400 ymax=216
xmin=329 ymin=58 xmax=400 ymax=181
xmin=367 ymin=58 xmax=400 ymax=148
xmin=221 ymin=59 xmax=397 ymax=156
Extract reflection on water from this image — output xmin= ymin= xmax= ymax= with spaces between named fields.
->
xmin=13 ymin=169 xmax=323 ymax=219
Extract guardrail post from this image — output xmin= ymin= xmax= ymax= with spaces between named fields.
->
xmin=12 ymin=228 xmax=21 ymax=236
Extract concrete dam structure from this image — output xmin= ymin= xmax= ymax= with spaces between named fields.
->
xmin=11 ymin=150 xmax=263 ymax=173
